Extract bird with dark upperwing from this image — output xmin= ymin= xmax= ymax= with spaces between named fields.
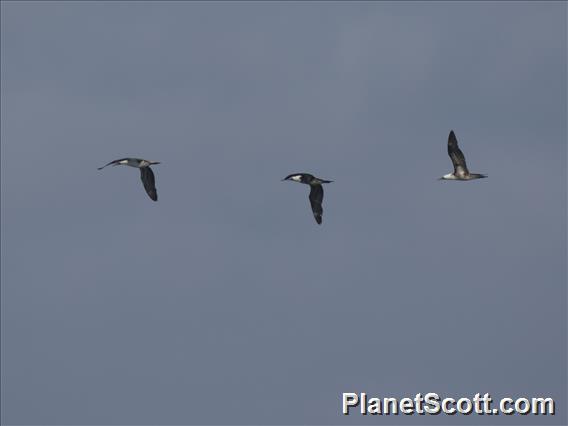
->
xmin=282 ymin=173 xmax=333 ymax=225
xmin=98 ymin=158 xmax=160 ymax=201
xmin=439 ymin=130 xmax=487 ymax=181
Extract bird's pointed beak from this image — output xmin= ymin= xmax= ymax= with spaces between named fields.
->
xmin=152 ymin=161 xmax=161 ymax=165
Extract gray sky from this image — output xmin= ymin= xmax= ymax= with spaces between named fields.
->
xmin=1 ymin=1 xmax=566 ymax=425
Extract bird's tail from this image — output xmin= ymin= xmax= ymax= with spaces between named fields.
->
xmin=97 ymin=161 xmax=118 ymax=170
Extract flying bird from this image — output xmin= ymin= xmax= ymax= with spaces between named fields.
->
xmin=282 ymin=173 xmax=333 ymax=224
xmin=98 ymin=158 xmax=160 ymax=201
xmin=439 ymin=131 xmax=487 ymax=181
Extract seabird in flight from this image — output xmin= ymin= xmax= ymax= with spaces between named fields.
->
xmin=439 ymin=131 xmax=487 ymax=181
xmin=282 ymin=173 xmax=333 ymax=224
xmin=98 ymin=158 xmax=160 ymax=201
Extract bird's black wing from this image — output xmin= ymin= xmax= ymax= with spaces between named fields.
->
xmin=309 ymin=184 xmax=323 ymax=225
xmin=447 ymin=131 xmax=469 ymax=175
xmin=140 ymin=167 xmax=158 ymax=201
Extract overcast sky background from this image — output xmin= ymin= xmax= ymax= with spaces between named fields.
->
xmin=1 ymin=1 xmax=566 ymax=425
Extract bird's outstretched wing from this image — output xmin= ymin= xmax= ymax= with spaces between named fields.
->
xmin=447 ymin=131 xmax=469 ymax=176
xmin=97 ymin=158 xmax=128 ymax=170
xmin=140 ymin=167 xmax=158 ymax=201
xmin=309 ymin=184 xmax=323 ymax=225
